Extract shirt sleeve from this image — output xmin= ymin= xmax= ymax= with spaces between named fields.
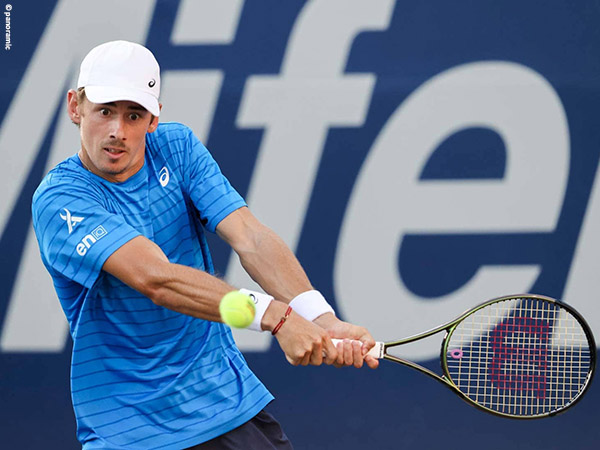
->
xmin=178 ymin=126 xmax=246 ymax=232
xmin=32 ymin=180 xmax=141 ymax=289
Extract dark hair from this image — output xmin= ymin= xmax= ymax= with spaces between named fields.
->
xmin=76 ymin=86 xmax=87 ymax=104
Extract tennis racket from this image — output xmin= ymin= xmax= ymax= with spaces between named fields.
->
xmin=333 ymin=294 xmax=596 ymax=418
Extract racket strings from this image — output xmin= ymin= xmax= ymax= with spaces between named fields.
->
xmin=445 ymin=297 xmax=593 ymax=417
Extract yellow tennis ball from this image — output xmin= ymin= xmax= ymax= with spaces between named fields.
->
xmin=219 ymin=291 xmax=256 ymax=328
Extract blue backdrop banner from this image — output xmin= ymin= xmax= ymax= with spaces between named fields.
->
xmin=1 ymin=1 xmax=599 ymax=448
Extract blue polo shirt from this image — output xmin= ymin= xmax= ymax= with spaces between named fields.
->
xmin=32 ymin=122 xmax=273 ymax=449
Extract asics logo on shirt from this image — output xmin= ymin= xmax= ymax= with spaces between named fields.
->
xmin=59 ymin=208 xmax=84 ymax=234
xmin=159 ymin=166 xmax=170 ymax=187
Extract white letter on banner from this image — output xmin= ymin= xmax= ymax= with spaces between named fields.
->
xmin=564 ymin=160 xmax=600 ymax=342
xmin=335 ymin=62 xmax=569 ymax=360
xmin=161 ymin=0 xmax=247 ymax=141
xmin=0 ymin=0 xmax=157 ymax=352
xmin=171 ymin=0 xmax=243 ymax=45
xmin=227 ymin=0 xmax=395 ymax=350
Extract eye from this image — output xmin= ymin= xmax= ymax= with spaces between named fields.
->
xmin=129 ymin=113 xmax=140 ymax=121
xmin=100 ymin=108 xmax=110 ymax=116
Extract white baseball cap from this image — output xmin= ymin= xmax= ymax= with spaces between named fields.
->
xmin=77 ymin=40 xmax=161 ymax=116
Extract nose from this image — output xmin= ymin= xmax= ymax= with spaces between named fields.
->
xmin=109 ymin=116 xmax=127 ymax=141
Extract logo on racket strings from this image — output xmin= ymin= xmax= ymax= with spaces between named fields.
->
xmin=489 ymin=317 xmax=549 ymax=399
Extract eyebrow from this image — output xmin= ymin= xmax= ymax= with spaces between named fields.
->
xmin=101 ymin=102 xmax=148 ymax=112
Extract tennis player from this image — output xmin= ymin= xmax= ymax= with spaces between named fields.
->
xmin=31 ymin=40 xmax=378 ymax=449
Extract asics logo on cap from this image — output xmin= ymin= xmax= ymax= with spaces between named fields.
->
xmin=59 ymin=208 xmax=84 ymax=234
xmin=149 ymin=78 xmax=156 ymax=88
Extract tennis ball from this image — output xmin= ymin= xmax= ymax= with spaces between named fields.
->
xmin=219 ymin=291 xmax=256 ymax=328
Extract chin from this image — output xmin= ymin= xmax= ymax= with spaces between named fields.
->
xmin=95 ymin=163 xmax=125 ymax=176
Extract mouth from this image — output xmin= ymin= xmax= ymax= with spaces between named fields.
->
xmin=103 ymin=147 xmax=126 ymax=159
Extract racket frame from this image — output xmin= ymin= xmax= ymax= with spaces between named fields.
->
xmin=377 ymin=294 xmax=596 ymax=419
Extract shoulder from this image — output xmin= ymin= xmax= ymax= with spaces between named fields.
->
xmin=146 ymin=122 xmax=205 ymax=164
xmin=35 ymin=158 xmax=85 ymax=196
xmin=33 ymin=157 xmax=104 ymax=213
xmin=146 ymin=122 xmax=213 ymax=171
xmin=147 ymin=122 xmax=197 ymax=148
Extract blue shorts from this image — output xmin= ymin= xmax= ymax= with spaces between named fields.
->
xmin=186 ymin=409 xmax=294 ymax=449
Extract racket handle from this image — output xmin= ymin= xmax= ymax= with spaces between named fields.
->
xmin=331 ymin=339 xmax=384 ymax=359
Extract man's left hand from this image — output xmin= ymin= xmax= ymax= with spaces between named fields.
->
xmin=313 ymin=313 xmax=379 ymax=369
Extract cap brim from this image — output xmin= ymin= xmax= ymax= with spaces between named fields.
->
xmin=84 ymin=85 xmax=160 ymax=117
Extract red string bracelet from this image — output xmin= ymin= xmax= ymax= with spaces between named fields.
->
xmin=271 ymin=306 xmax=293 ymax=335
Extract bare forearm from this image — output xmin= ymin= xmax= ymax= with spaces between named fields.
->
xmin=156 ymin=264 xmax=301 ymax=332
xmin=102 ymin=236 xmax=233 ymax=323
xmin=236 ymin=225 xmax=312 ymax=302
xmin=150 ymin=263 xmax=233 ymax=322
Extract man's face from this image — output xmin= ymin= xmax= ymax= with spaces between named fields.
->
xmin=68 ymin=90 xmax=159 ymax=183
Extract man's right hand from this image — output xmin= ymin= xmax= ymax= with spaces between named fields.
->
xmin=263 ymin=301 xmax=338 ymax=366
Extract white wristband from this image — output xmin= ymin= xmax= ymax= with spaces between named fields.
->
xmin=239 ymin=289 xmax=273 ymax=332
xmin=289 ymin=290 xmax=335 ymax=322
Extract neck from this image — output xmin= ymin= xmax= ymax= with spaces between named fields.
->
xmin=77 ymin=149 xmax=145 ymax=183
xmin=78 ymin=151 xmax=92 ymax=172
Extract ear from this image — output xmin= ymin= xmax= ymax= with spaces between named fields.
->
xmin=147 ymin=103 xmax=162 ymax=133
xmin=67 ymin=89 xmax=82 ymax=125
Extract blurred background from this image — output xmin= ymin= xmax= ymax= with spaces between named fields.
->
xmin=1 ymin=0 xmax=599 ymax=448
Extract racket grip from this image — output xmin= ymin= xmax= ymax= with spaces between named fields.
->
xmin=331 ymin=339 xmax=384 ymax=359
